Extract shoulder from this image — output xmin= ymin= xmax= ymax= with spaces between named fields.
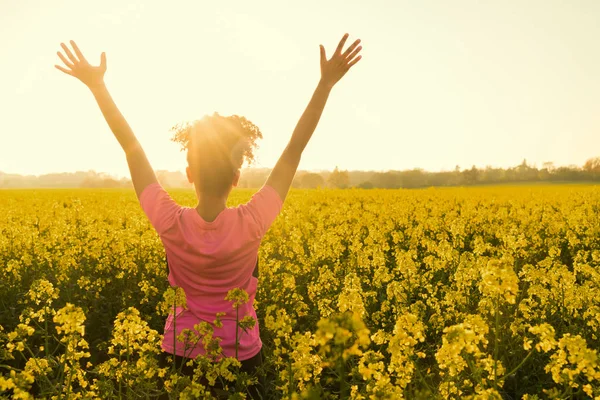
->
xmin=234 ymin=185 xmax=283 ymax=238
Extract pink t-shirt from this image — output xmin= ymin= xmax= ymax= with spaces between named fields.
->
xmin=139 ymin=183 xmax=283 ymax=361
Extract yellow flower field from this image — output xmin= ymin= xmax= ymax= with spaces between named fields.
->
xmin=1 ymin=185 xmax=600 ymax=399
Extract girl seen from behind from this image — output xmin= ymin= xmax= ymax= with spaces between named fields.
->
xmin=54 ymin=33 xmax=362 ymax=398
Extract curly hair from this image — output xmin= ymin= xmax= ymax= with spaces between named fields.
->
xmin=170 ymin=112 xmax=263 ymax=195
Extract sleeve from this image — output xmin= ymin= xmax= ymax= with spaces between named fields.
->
xmin=241 ymin=184 xmax=283 ymax=238
xmin=139 ymin=183 xmax=181 ymax=236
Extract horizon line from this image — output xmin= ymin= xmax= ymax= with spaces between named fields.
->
xmin=0 ymin=158 xmax=593 ymax=179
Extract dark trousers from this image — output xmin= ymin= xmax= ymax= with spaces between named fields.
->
xmin=158 ymin=350 xmax=265 ymax=399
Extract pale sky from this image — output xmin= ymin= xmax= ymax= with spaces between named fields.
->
xmin=2 ymin=0 xmax=600 ymax=177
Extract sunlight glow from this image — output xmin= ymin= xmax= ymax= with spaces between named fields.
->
xmin=1 ymin=0 xmax=600 ymax=177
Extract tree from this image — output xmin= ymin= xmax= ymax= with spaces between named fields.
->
xmin=542 ymin=162 xmax=555 ymax=172
xmin=480 ymin=166 xmax=504 ymax=183
xmin=371 ymin=171 xmax=401 ymax=188
xmin=462 ymin=165 xmax=480 ymax=185
xmin=300 ymin=172 xmax=325 ymax=188
xmin=402 ymin=169 xmax=427 ymax=188
xmin=583 ymin=157 xmax=600 ymax=179
xmin=328 ymin=167 xmax=350 ymax=188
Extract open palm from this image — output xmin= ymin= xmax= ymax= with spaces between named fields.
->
xmin=55 ymin=41 xmax=107 ymax=88
xmin=319 ymin=34 xmax=362 ymax=88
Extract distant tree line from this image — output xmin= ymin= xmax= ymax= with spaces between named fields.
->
xmin=3 ymin=159 xmax=600 ymax=189
xmin=236 ymin=159 xmax=600 ymax=189
xmin=0 ymin=171 xmax=131 ymax=189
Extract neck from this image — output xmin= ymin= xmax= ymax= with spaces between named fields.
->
xmin=195 ymin=192 xmax=228 ymax=222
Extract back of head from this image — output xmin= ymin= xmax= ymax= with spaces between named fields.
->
xmin=171 ymin=113 xmax=262 ymax=196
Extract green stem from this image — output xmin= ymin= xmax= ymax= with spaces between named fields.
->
xmin=339 ymin=359 xmax=348 ymax=398
xmin=493 ymin=295 xmax=500 ymax=389
xmin=180 ymin=336 xmax=194 ymax=376
xmin=172 ymin=292 xmax=177 ymax=374
xmin=64 ymin=361 xmax=75 ymax=400
xmin=414 ymin=362 xmax=434 ymax=393
xmin=56 ymin=342 xmax=67 ymax=400
xmin=22 ymin=345 xmax=56 ymax=391
xmin=288 ymin=358 xmax=293 ymax=398
xmin=235 ymin=306 xmax=239 ymax=360
xmin=61 ymin=336 xmax=75 ymax=400
xmin=466 ymin=357 xmax=482 ymax=383
xmin=126 ymin=333 xmax=131 ymax=397
xmin=498 ymin=349 xmax=535 ymax=381
xmin=117 ymin=349 xmax=122 ymax=399
xmin=44 ymin=307 xmax=50 ymax=359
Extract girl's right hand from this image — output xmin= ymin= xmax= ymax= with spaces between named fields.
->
xmin=319 ymin=33 xmax=362 ymax=89
xmin=55 ymin=40 xmax=107 ymax=88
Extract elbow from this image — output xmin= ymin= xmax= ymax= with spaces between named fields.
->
xmin=124 ymin=140 xmax=143 ymax=157
xmin=284 ymin=143 xmax=304 ymax=161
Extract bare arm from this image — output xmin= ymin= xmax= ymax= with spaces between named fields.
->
xmin=55 ymin=41 xmax=157 ymax=198
xmin=266 ymin=33 xmax=363 ymax=201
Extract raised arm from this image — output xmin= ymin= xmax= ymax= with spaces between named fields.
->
xmin=266 ymin=33 xmax=362 ymax=201
xmin=55 ymin=41 xmax=157 ymax=198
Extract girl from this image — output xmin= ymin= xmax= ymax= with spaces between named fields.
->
xmin=55 ymin=33 xmax=362 ymax=397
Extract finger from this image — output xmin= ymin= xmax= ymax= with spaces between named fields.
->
xmin=100 ymin=52 xmax=107 ymax=70
xmin=70 ymin=40 xmax=88 ymax=64
xmin=57 ymin=52 xmax=75 ymax=69
xmin=55 ymin=65 xmax=74 ymax=76
xmin=342 ymin=39 xmax=361 ymax=59
xmin=334 ymin=33 xmax=350 ymax=55
xmin=61 ymin=42 xmax=79 ymax=64
xmin=347 ymin=55 xmax=362 ymax=68
xmin=345 ymin=45 xmax=362 ymax=63
xmin=319 ymin=45 xmax=327 ymax=64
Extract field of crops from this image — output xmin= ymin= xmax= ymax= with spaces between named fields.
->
xmin=1 ymin=186 xmax=600 ymax=399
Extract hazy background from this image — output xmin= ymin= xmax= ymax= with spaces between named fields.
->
xmin=2 ymin=0 xmax=600 ymax=178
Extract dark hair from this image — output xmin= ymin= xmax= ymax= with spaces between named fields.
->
xmin=170 ymin=112 xmax=262 ymax=195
